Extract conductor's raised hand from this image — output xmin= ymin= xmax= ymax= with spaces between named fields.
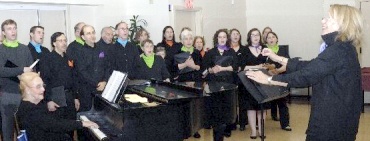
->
xmin=261 ymin=48 xmax=274 ymax=56
xmin=262 ymin=48 xmax=280 ymax=63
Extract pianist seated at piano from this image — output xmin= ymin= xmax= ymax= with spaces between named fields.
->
xmin=133 ymin=39 xmax=171 ymax=82
xmin=17 ymin=72 xmax=99 ymax=141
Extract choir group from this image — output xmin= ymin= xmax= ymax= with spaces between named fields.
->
xmin=0 ymin=4 xmax=365 ymax=141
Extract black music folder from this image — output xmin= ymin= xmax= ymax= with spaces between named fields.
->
xmin=4 ymin=60 xmax=20 ymax=83
xmin=174 ymin=52 xmax=194 ymax=74
xmin=238 ymin=69 xmax=289 ymax=103
xmin=214 ymin=56 xmax=233 ymax=76
xmin=50 ymin=86 xmax=67 ymax=107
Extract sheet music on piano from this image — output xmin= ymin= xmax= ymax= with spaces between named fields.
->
xmin=80 ymin=115 xmax=108 ymax=141
xmin=101 ymin=70 xmax=128 ymax=103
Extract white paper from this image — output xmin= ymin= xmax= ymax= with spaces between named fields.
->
xmin=29 ymin=59 xmax=39 ymax=69
xmin=101 ymin=70 xmax=127 ymax=103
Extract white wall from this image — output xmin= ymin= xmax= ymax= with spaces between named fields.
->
xmin=246 ymin=0 xmax=323 ymax=60
xmin=122 ymin=0 xmax=170 ymax=45
xmin=360 ymin=1 xmax=370 ymax=68
xmin=0 ymin=0 xmax=103 ymax=5
xmin=169 ymin=0 xmax=247 ymax=48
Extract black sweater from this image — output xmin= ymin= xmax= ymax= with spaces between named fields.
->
xmin=133 ymin=55 xmax=170 ymax=81
xmin=109 ymin=41 xmax=140 ymax=79
xmin=17 ymin=101 xmax=83 ymax=141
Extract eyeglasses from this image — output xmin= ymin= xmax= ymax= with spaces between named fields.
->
xmin=119 ymin=28 xmax=129 ymax=31
xmin=28 ymin=84 xmax=46 ymax=89
xmin=251 ymin=34 xmax=260 ymax=37
xmin=56 ymin=39 xmax=67 ymax=42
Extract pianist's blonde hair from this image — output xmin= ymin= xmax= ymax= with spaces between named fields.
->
xmin=19 ymin=72 xmax=40 ymax=98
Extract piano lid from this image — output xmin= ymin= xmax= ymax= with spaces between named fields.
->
xmin=172 ymin=81 xmax=237 ymax=94
xmin=128 ymin=83 xmax=203 ymax=102
xmin=127 ymin=81 xmax=238 ymax=104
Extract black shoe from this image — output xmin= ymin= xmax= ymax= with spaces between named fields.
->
xmin=282 ymin=126 xmax=292 ymax=131
xmin=239 ymin=126 xmax=245 ymax=131
xmin=193 ymin=132 xmax=201 ymax=138
xmin=250 ymin=136 xmax=257 ymax=139
xmin=223 ymin=131 xmax=231 ymax=137
xmin=272 ymin=116 xmax=279 ymax=121
xmin=230 ymin=125 xmax=237 ymax=130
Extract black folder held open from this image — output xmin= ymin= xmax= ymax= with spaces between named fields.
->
xmin=4 ymin=60 xmax=20 ymax=83
xmin=51 ymin=86 xmax=67 ymax=107
xmin=238 ymin=69 xmax=289 ymax=104
xmin=174 ymin=52 xmax=195 ymax=74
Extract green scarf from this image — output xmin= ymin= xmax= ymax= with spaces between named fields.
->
xmin=140 ymin=53 xmax=155 ymax=68
xmin=2 ymin=39 xmax=19 ymax=48
xmin=75 ymin=37 xmax=85 ymax=46
xmin=268 ymin=44 xmax=279 ymax=54
xmin=144 ymin=86 xmax=156 ymax=94
xmin=181 ymin=45 xmax=194 ymax=53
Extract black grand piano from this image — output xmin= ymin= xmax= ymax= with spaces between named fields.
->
xmin=79 ymin=80 xmax=237 ymax=141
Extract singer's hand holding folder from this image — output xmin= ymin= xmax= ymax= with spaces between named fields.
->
xmin=213 ymin=56 xmax=233 ymax=76
xmin=174 ymin=52 xmax=195 ymax=74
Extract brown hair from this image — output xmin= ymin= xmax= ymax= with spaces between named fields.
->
xmin=1 ymin=19 xmax=17 ymax=31
xmin=213 ymin=29 xmax=230 ymax=48
xmin=193 ymin=36 xmax=205 ymax=47
xmin=140 ymin=39 xmax=154 ymax=47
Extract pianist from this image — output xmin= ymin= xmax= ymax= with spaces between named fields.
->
xmin=17 ymin=72 xmax=98 ymax=141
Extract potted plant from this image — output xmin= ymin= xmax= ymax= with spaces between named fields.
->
xmin=128 ymin=15 xmax=147 ymax=44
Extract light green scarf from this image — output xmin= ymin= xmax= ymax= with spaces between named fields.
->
xmin=181 ymin=45 xmax=194 ymax=53
xmin=268 ymin=44 xmax=279 ymax=54
xmin=76 ymin=37 xmax=85 ymax=46
xmin=2 ymin=39 xmax=19 ymax=48
xmin=140 ymin=53 xmax=155 ymax=68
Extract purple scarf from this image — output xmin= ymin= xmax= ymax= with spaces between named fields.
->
xmin=251 ymin=44 xmax=261 ymax=52
xmin=217 ymin=44 xmax=229 ymax=51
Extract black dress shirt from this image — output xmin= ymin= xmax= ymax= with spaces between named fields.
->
xmin=40 ymin=51 xmax=77 ymax=101
xmin=75 ymin=43 xmax=111 ymax=87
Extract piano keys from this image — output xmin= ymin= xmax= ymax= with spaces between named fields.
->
xmin=79 ymin=80 xmax=237 ymax=141
xmin=79 ymin=115 xmax=108 ymax=141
